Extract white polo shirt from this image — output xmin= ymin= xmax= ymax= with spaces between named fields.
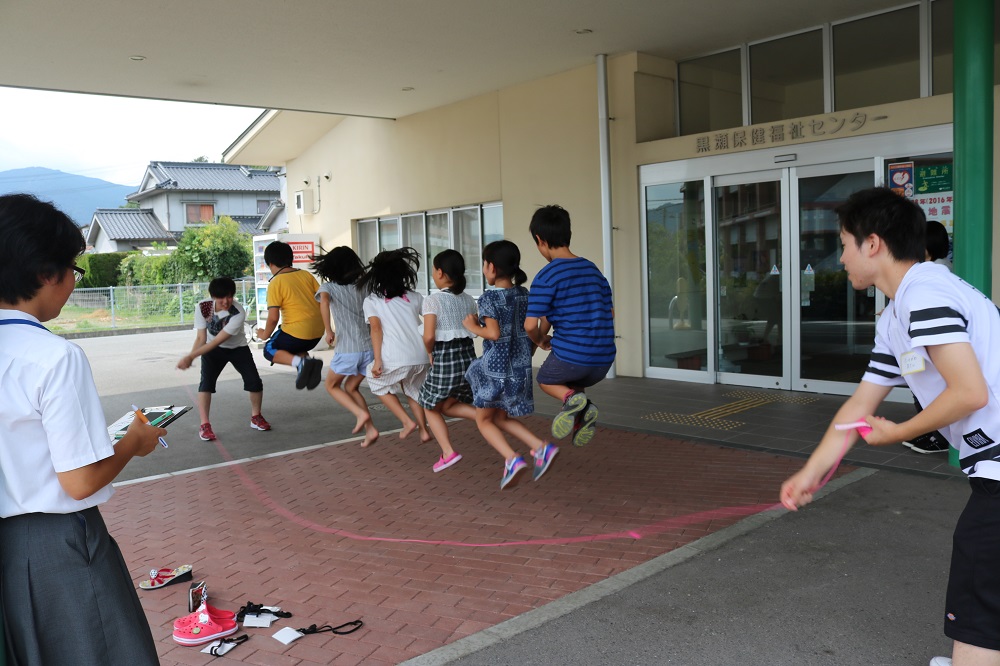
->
xmin=362 ymin=290 xmax=427 ymax=367
xmin=862 ymin=263 xmax=1000 ymax=479
xmin=0 ymin=309 xmax=114 ymax=517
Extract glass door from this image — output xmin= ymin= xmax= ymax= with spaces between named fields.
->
xmin=791 ymin=161 xmax=875 ymax=394
xmin=714 ymin=170 xmax=790 ymax=389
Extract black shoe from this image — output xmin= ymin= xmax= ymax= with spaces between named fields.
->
xmin=306 ymin=357 xmax=323 ymax=390
xmin=294 ymin=359 xmax=309 ymax=389
xmin=906 ymin=432 xmax=949 ymax=454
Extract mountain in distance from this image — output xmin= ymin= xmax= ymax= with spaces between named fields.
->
xmin=0 ymin=167 xmax=136 ymax=227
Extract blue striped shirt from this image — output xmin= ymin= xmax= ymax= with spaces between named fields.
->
xmin=526 ymin=257 xmax=616 ymax=366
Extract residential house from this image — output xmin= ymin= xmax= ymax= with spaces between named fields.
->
xmin=87 ymin=161 xmax=285 ymax=253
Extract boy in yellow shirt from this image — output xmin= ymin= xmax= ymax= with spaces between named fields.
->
xmin=256 ymin=240 xmax=325 ymax=389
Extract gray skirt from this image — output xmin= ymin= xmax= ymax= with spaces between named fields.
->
xmin=0 ymin=506 xmax=158 ymax=666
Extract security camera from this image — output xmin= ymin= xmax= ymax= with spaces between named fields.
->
xmin=302 ymin=178 xmax=310 ymax=186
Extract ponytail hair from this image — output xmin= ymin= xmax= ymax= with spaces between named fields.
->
xmin=433 ymin=249 xmax=467 ymax=294
xmin=482 ymin=240 xmax=527 ymax=286
xmin=357 ymin=246 xmax=420 ymax=298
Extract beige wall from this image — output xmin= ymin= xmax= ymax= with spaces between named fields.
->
xmin=273 ymin=49 xmax=1000 ymax=380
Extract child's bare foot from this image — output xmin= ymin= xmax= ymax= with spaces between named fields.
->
xmin=352 ymin=414 xmax=371 ymax=434
xmin=419 ymin=428 xmax=433 ymax=443
xmin=361 ymin=429 xmax=380 ymax=448
xmin=400 ymin=421 xmax=418 ymax=439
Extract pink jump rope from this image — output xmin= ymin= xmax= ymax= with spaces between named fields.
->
xmin=824 ymin=419 xmax=872 ymax=486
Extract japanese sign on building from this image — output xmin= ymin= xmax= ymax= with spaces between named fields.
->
xmin=693 ymin=112 xmax=877 ymax=155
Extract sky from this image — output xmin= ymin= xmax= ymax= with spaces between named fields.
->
xmin=0 ymin=86 xmax=265 ymax=187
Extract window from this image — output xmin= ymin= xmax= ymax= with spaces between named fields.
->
xmin=257 ymin=199 xmax=271 ymax=214
xmin=932 ymin=0 xmax=1000 ymax=95
xmin=678 ymin=49 xmax=743 ymax=135
xmin=750 ymin=30 xmax=824 ymax=124
xmin=834 ymin=7 xmax=920 ymax=110
xmin=185 ymin=203 xmax=215 ymax=225
xmin=355 ymin=203 xmax=502 ymax=295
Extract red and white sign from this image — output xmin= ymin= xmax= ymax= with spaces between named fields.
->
xmin=289 ymin=241 xmax=315 ymax=264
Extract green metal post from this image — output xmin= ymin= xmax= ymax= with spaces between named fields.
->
xmin=951 ymin=0 xmax=994 ymax=466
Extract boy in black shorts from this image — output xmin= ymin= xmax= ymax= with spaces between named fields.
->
xmin=177 ymin=277 xmax=269 ymax=441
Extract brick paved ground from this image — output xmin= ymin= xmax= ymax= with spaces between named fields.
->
xmin=107 ymin=417 xmax=841 ymax=665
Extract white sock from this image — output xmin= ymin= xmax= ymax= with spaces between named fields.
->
xmin=291 ymin=356 xmax=303 ymax=368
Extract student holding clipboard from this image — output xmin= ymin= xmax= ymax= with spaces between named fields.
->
xmin=0 ymin=194 xmax=163 ymax=665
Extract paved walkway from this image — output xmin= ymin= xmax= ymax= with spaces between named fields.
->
xmin=74 ymin=331 xmax=963 ymax=665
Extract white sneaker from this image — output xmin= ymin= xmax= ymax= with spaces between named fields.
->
xmin=929 ymin=657 xmax=952 ymax=666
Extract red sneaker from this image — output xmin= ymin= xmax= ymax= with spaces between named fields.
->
xmin=250 ymin=414 xmax=271 ymax=431
xmin=198 ymin=423 xmax=217 ymax=441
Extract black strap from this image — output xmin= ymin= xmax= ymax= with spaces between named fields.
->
xmin=236 ymin=601 xmax=293 ymax=621
xmin=209 ymin=633 xmax=249 ymax=657
xmin=297 ymin=620 xmax=364 ymax=636
xmin=0 ymin=319 xmax=48 ymax=331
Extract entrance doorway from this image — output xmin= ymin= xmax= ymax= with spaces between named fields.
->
xmin=640 ymin=125 xmax=953 ymax=395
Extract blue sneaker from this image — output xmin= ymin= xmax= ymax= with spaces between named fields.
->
xmin=500 ymin=456 xmax=527 ymax=490
xmin=532 ymin=443 xmax=559 ymax=481
xmin=551 ymin=392 xmax=588 ymax=440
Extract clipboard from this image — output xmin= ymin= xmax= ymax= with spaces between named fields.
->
xmin=107 ymin=405 xmax=191 ymax=441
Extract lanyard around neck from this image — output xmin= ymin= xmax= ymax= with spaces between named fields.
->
xmin=0 ymin=319 xmax=48 ymax=331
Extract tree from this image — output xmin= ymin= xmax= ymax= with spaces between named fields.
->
xmin=172 ymin=216 xmax=252 ymax=280
xmin=191 ymin=155 xmax=210 ymax=163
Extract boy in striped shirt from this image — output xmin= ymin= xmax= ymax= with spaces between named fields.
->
xmin=780 ymin=187 xmax=1000 ymax=666
xmin=525 ymin=205 xmax=616 ymax=447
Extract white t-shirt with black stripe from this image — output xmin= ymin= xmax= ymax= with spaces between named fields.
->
xmin=862 ymin=262 xmax=1000 ymax=479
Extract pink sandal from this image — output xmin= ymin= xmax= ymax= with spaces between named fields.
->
xmin=139 ymin=565 xmax=193 ymax=590
xmin=172 ymin=603 xmax=238 ymax=646
xmin=173 ymin=603 xmax=236 ymax=630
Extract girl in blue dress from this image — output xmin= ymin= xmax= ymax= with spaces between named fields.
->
xmin=463 ymin=240 xmax=557 ymax=489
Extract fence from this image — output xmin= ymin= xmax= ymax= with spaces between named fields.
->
xmin=49 ymin=280 xmax=257 ymax=334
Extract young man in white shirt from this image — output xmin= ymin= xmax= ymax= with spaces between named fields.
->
xmin=177 ymin=276 xmax=269 ymax=441
xmin=0 ymin=193 xmax=165 ymax=665
xmin=780 ymin=187 xmax=1000 ymax=666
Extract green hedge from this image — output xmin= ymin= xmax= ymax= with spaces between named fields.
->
xmin=118 ymin=252 xmax=187 ymax=286
xmin=79 ymin=252 xmax=131 ymax=287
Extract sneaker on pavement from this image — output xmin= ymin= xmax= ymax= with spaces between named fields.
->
xmin=250 ymin=414 xmax=271 ymax=431
xmin=433 ymin=451 xmax=462 ymax=473
xmin=305 ymin=357 xmax=323 ymax=390
xmin=929 ymin=657 xmax=951 ymax=666
xmin=500 ymin=456 xmax=527 ymax=490
xmin=294 ymin=358 xmax=309 ymax=389
xmin=572 ymin=401 xmax=599 ymax=447
xmin=908 ymin=433 xmax=949 ymax=454
xmin=551 ymin=392 xmax=588 ymax=440
xmin=198 ymin=423 xmax=217 ymax=441
xmin=532 ymin=443 xmax=559 ymax=481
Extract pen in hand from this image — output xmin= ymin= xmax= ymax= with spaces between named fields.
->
xmin=131 ymin=404 xmax=169 ymax=449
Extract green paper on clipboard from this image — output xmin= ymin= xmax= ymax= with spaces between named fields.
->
xmin=107 ymin=405 xmax=191 ymax=441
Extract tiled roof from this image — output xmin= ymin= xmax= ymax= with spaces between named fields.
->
xmin=131 ymin=162 xmax=281 ymax=199
xmin=229 ymin=215 xmax=264 ymax=236
xmin=89 ymin=209 xmax=175 ymax=242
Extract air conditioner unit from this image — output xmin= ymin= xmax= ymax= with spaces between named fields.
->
xmin=294 ymin=189 xmax=314 ymax=215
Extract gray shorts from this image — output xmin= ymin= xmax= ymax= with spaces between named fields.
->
xmin=535 ymin=353 xmax=611 ymax=389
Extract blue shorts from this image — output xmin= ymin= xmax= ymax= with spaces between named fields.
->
xmin=535 ymin=353 xmax=611 ymax=389
xmin=328 ymin=350 xmax=375 ymax=377
xmin=263 ymin=329 xmax=320 ymax=363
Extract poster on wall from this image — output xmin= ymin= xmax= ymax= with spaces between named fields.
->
xmin=890 ymin=161 xmax=954 ymax=261
xmin=887 ymin=161 xmax=914 ymax=198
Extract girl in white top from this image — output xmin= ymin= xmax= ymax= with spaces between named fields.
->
xmin=0 ymin=194 xmax=165 ymax=665
xmin=313 ymin=246 xmax=379 ymax=447
xmin=357 ymin=247 xmax=431 ymax=442
xmin=418 ymin=250 xmax=479 ymax=472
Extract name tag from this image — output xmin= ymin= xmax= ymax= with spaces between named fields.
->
xmin=900 ymin=351 xmax=925 ymax=376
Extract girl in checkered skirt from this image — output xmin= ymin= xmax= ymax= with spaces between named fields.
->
xmin=463 ymin=240 xmax=558 ymax=490
xmin=357 ymin=247 xmax=432 ymax=443
xmin=418 ymin=249 xmax=479 ymax=472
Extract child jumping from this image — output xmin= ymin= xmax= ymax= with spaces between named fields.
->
xmin=418 ymin=249 xmax=478 ymax=472
xmin=312 ymin=246 xmax=379 ymax=447
xmin=357 ymin=247 xmax=432 ymax=442
xmin=257 ymin=240 xmax=325 ymax=390
xmin=177 ymin=276 xmax=268 ymax=441
xmin=464 ymin=240 xmax=558 ymax=489
xmin=525 ymin=204 xmax=616 ymax=447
